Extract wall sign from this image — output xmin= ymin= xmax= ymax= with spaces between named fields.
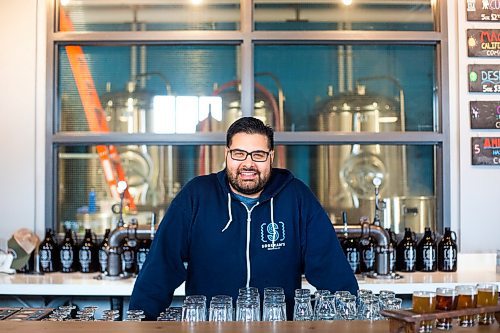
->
xmin=467 ymin=0 xmax=500 ymax=21
xmin=471 ymin=137 xmax=500 ymax=165
xmin=468 ymin=29 xmax=500 ymax=57
xmin=470 ymin=101 xmax=500 ymax=128
xmin=468 ymin=64 xmax=500 ymax=93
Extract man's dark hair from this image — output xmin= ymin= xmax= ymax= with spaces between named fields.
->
xmin=226 ymin=117 xmax=274 ymax=150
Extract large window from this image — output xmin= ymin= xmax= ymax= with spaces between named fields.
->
xmin=48 ymin=0 xmax=448 ymax=235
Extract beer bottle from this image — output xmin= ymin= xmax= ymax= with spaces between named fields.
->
xmin=385 ymin=228 xmax=398 ymax=273
xmin=60 ymin=228 xmax=77 ymax=273
xmin=121 ymin=236 xmax=137 ymax=275
xmin=437 ymin=227 xmax=458 ymax=272
xmin=396 ymin=227 xmax=417 ymax=272
xmin=136 ymin=236 xmax=152 ymax=273
xmin=416 ymin=227 xmax=437 ymax=272
xmin=39 ymin=228 xmax=59 ymax=272
xmin=340 ymin=212 xmax=360 ymax=274
xmin=359 ymin=231 xmax=377 ymax=273
xmin=78 ymin=228 xmax=98 ymax=273
xmin=98 ymin=228 xmax=110 ymax=273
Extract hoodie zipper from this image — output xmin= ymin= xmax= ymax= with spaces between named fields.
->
xmin=241 ymin=201 xmax=259 ymax=287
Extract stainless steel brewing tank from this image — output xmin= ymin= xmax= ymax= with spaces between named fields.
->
xmin=315 ymin=91 xmax=407 ymax=225
xmin=198 ymin=88 xmax=281 ymax=175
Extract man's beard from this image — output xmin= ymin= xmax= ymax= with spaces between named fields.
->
xmin=226 ymin=166 xmax=270 ymax=195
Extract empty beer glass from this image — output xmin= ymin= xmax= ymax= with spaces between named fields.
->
xmin=412 ymin=291 xmax=436 ymax=332
xmin=476 ymin=284 xmax=498 ymax=325
xmin=358 ymin=294 xmax=381 ymax=321
xmin=455 ymin=285 xmax=477 ymax=327
xmin=182 ymin=295 xmax=207 ymax=322
xmin=293 ymin=289 xmax=313 ymax=321
xmin=236 ymin=296 xmax=260 ymax=321
xmin=313 ymin=290 xmax=332 ymax=319
xmin=435 ymin=288 xmax=457 ymax=330
xmin=209 ymin=295 xmax=233 ymax=322
xmin=315 ymin=294 xmax=336 ymax=320
xmin=337 ymin=294 xmax=357 ymax=320
xmin=263 ymin=294 xmax=286 ymax=321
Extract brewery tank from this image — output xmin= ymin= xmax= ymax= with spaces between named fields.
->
xmin=100 ymin=81 xmax=175 ymax=209
xmin=314 ymin=82 xmax=409 ymax=228
xmin=198 ymin=80 xmax=284 ymax=175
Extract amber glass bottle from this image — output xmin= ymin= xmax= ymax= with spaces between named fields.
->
xmin=416 ymin=227 xmax=437 ymax=272
xmin=437 ymin=227 xmax=457 ymax=272
xmin=396 ymin=227 xmax=417 ymax=272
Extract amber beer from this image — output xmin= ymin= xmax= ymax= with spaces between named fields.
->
xmin=476 ymin=284 xmax=499 ymax=325
xmin=435 ymin=288 xmax=457 ymax=330
xmin=412 ymin=291 xmax=436 ymax=332
xmin=455 ymin=285 xmax=477 ymax=327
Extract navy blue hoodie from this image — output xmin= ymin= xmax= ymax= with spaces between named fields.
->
xmin=129 ymin=168 xmax=358 ymax=320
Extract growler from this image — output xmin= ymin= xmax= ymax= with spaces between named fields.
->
xmin=385 ymin=228 xmax=397 ymax=273
xmin=416 ymin=227 xmax=437 ymax=272
xmin=359 ymin=233 xmax=377 ymax=273
xmin=78 ymin=228 xmax=98 ymax=273
xmin=437 ymin=227 xmax=457 ymax=272
xmin=121 ymin=236 xmax=137 ymax=275
xmin=60 ymin=228 xmax=77 ymax=273
xmin=39 ymin=228 xmax=59 ymax=272
xmin=396 ymin=227 xmax=416 ymax=272
xmin=136 ymin=237 xmax=152 ymax=273
xmin=98 ymin=228 xmax=110 ymax=273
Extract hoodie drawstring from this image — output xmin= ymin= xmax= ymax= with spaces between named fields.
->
xmin=270 ymin=197 xmax=276 ymax=248
xmin=221 ymin=193 xmax=233 ymax=232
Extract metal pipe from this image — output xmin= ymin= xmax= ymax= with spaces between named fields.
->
xmin=333 ymin=222 xmax=390 ymax=247
xmin=334 ymin=222 xmax=392 ymax=276
xmin=107 ymin=225 xmax=154 ymax=277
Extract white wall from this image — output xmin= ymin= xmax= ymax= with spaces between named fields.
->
xmin=0 ymin=0 xmax=38 ymax=240
xmin=456 ymin=2 xmax=500 ymax=253
xmin=0 ymin=1 xmax=497 ymax=253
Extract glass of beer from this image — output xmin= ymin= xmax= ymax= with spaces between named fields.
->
xmin=455 ymin=285 xmax=477 ymax=327
xmin=435 ymin=288 xmax=457 ymax=330
xmin=476 ymin=284 xmax=499 ymax=325
xmin=412 ymin=291 xmax=436 ymax=332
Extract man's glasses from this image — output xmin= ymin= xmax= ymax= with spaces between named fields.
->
xmin=228 ymin=149 xmax=271 ymax=162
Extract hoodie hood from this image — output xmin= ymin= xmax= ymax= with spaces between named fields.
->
xmin=216 ymin=167 xmax=294 ymax=203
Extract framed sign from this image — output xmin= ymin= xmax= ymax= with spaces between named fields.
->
xmin=468 ymin=64 xmax=500 ymax=93
xmin=467 ymin=0 xmax=500 ymax=21
xmin=471 ymin=137 xmax=500 ymax=165
xmin=467 ymin=29 xmax=500 ymax=57
xmin=470 ymin=101 xmax=500 ymax=128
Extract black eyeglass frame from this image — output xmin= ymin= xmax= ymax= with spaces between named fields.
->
xmin=227 ymin=149 xmax=272 ymax=162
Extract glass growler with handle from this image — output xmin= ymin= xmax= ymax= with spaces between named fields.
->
xmin=340 ymin=212 xmax=360 ymax=274
xmin=98 ymin=228 xmax=110 ymax=273
xmin=60 ymin=228 xmax=77 ymax=273
xmin=437 ymin=227 xmax=457 ymax=272
xmin=39 ymin=228 xmax=60 ymax=273
xmin=416 ymin=227 xmax=437 ymax=272
xmin=396 ymin=227 xmax=417 ymax=272
xmin=78 ymin=228 xmax=99 ymax=273
xmin=385 ymin=228 xmax=398 ymax=273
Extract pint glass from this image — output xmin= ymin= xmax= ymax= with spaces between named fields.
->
xmin=455 ymin=285 xmax=477 ymax=327
xmin=412 ymin=291 xmax=436 ymax=332
xmin=476 ymin=284 xmax=499 ymax=325
xmin=435 ymin=288 xmax=457 ymax=330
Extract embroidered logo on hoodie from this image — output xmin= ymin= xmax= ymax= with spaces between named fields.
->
xmin=260 ymin=221 xmax=286 ymax=250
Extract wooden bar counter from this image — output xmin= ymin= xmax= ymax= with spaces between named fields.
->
xmin=0 ymin=320 xmax=499 ymax=333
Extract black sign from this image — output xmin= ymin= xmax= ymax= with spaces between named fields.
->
xmin=467 ymin=29 xmax=500 ymax=57
xmin=467 ymin=0 xmax=500 ymax=21
xmin=470 ymin=101 xmax=500 ymax=128
xmin=471 ymin=137 xmax=500 ymax=165
xmin=468 ymin=64 xmax=500 ymax=93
